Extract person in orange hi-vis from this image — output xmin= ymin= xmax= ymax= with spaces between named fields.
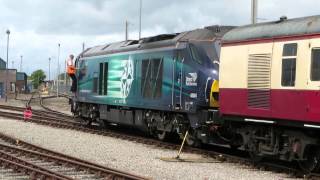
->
xmin=67 ymin=54 xmax=77 ymax=92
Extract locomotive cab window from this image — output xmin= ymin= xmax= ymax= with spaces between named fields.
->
xmin=281 ymin=43 xmax=297 ymax=87
xmin=189 ymin=44 xmax=203 ymax=64
xmin=311 ymin=49 xmax=320 ymax=81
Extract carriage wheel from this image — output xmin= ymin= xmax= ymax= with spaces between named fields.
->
xmin=298 ymin=146 xmax=320 ymax=173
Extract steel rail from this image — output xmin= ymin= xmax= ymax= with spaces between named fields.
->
xmin=0 ymin=143 xmax=148 ymax=180
xmin=1 ymin=103 xmax=319 ymax=178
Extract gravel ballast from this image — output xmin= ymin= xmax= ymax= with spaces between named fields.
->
xmin=0 ymin=117 xmax=300 ymax=180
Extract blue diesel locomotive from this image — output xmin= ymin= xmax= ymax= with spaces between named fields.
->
xmin=72 ymin=26 xmax=232 ymax=144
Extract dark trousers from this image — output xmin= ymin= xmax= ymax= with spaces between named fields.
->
xmin=70 ymin=74 xmax=77 ymax=92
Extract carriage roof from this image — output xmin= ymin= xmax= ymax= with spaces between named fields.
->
xmin=222 ymin=15 xmax=320 ymax=44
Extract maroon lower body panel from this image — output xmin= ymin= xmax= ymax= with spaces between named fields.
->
xmin=220 ymin=88 xmax=320 ymax=123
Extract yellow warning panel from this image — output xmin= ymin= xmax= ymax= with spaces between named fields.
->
xmin=210 ymin=80 xmax=219 ymax=107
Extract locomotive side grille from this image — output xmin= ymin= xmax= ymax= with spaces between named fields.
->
xmin=247 ymin=54 xmax=271 ymax=109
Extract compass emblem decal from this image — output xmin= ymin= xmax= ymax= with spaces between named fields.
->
xmin=120 ymin=59 xmax=134 ymax=98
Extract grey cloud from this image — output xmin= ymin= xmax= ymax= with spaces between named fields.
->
xmin=0 ymin=0 xmax=320 ymax=76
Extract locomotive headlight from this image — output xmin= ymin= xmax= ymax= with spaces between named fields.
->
xmin=212 ymin=69 xmax=218 ymax=75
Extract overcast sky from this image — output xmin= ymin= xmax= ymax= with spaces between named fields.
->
xmin=0 ymin=0 xmax=319 ymax=78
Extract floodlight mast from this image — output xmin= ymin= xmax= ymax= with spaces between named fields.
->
xmin=251 ymin=0 xmax=258 ymax=24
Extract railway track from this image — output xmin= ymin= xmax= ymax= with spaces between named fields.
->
xmin=1 ymin=103 xmax=319 ymax=179
xmin=0 ymin=132 xmax=148 ymax=180
xmin=0 ymin=95 xmax=149 ymax=179
xmin=2 ymin=93 xmax=320 ymax=179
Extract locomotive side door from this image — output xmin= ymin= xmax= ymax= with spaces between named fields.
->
xmin=171 ymin=50 xmax=185 ymax=110
xmin=172 ymin=50 xmax=185 ymax=110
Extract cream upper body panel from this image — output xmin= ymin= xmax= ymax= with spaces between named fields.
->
xmin=220 ymin=43 xmax=273 ymax=89
xmin=219 ymin=45 xmax=248 ymax=89
xmin=220 ymin=37 xmax=320 ymax=90
xmin=220 ymin=15 xmax=320 ymax=91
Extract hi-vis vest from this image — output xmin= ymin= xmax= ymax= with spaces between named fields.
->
xmin=67 ymin=58 xmax=76 ymax=75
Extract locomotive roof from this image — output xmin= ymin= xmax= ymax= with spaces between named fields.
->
xmin=222 ymin=15 xmax=320 ymax=44
xmin=81 ymin=26 xmax=234 ymax=58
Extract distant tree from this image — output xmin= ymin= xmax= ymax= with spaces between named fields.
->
xmin=30 ymin=69 xmax=46 ymax=89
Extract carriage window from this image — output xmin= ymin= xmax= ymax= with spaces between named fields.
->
xmin=311 ymin=49 xmax=320 ymax=81
xmin=282 ymin=43 xmax=297 ymax=56
xmin=281 ymin=43 xmax=297 ymax=87
xmin=281 ymin=59 xmax=296 ymax=86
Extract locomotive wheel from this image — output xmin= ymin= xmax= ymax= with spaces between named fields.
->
xmin=248 ymin=151 xmax=263 ymax=163
xmin=229 ymin=134 xmax=243 ymax=150
xmin=156 ymin=130 xmax=167 ymax=141
xmin=97 ymin=118 xmax=106 ymax=128
xmin=85 ymin=119 xmax=92 ymax=126
xmin=298 ymin=146 xmax=320 ymax=173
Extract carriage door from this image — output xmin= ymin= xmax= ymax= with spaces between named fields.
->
xmin=306 ymin=39 xmax=320 ymax=120
xmin=172 ymin=51 xmax=185 ymax=110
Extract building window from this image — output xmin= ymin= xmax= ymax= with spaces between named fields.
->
xmin=281 ymin=43 xmax=297 ymax=87
xmin=141 ymin=58 xmax=163 ymax=99
xmin=10 ymin=82 xmax=15 ymax=92
xmin=311 ymin=49 xmax=320 ymax=81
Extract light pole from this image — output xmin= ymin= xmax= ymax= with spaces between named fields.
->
xmin=57 ymin=43 xmax=60 ymax=97
xmin=125 ymin=20 xmax=129 ymax=41
xmin=251 ymin=0 xmax=258 ymax=24
xmin=20 ymin=55 xmax=23 ymax=72
xmin=64 ymin=54 xmax=67 ymax=91
xmin=48 ymin=57 xmax=51 ymax=81
xmin=5 ymin=29 xmax=10 ymax=102
xmin=139 ymin=0 xmax=142 ymax=39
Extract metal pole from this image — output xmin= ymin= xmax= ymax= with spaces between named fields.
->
xmin=64 ymin=54 xmax=67 ymax=91
xmin=20 ymin=55 xmax=23 ymax=72
xmin=125 ymin=20 xmax=128 ymax=41
xmin=57 ymin=43 xmax=60 ymax=97
xmin=48 ymin=58 xmax=51 ymax=81
xmin=251 ymin=0 xmax=258 ymax=24
xmin=5 ymin=29 xmax=10 ymax=102
xmin=82 ymin=42 xmax=85 ymax=52
xmin=139 ymin=0 xmax=142 ymax=39
xmin=176 ymin=130 xmax=189 ymax=159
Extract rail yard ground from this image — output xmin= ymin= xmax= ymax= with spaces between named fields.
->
xmin=0 ymin=94 xmax=303 ymax=180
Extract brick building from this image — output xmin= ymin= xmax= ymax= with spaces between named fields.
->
xmin=0 ymin=58 xmax=5 ymax=69
xmin=16 ymin=72 xmax=28 ymax=93
xmin=0 ymin=69 xmax=17 ymax=99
